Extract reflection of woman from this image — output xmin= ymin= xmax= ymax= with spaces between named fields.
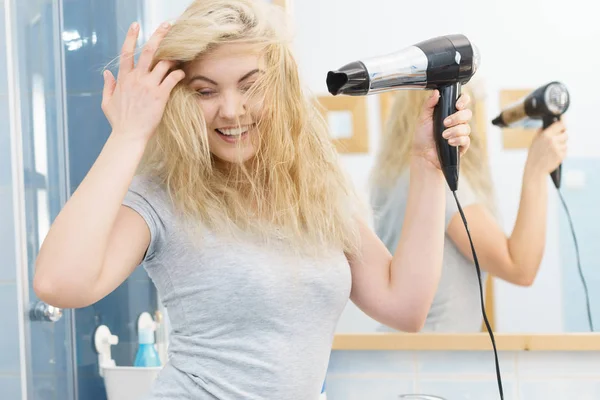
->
xmin=33 ymin=0 xmax=474 ymax=398
xmin=370 ymin=86 xmax=569 ymax=332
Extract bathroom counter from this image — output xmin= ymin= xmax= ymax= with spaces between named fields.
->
xmin=332 ymin=333 xmax=600 ymax=351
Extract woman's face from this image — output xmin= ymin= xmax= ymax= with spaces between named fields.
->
xmin=186 ymin=43 xmax=264 ymax=164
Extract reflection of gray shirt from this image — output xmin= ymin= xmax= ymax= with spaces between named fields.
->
xmin=370 ymin=170 xmax=487 ymax=333
xmin=123 ymin=175 xmax=351 ymax=399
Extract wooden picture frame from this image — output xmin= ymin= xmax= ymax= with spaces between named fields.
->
xmin=499 ymin=88 xmax=540 ymax=149
xmin=270 ymin=0 xmax=287 ymax=8
xmin=316 ymin=95 xmax=369 ymax=154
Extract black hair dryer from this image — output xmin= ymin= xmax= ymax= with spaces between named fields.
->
xmin=326 ymin=34 xmax=480 ymax=191
xmin=491 ymin=81 xmax=570 ymax=188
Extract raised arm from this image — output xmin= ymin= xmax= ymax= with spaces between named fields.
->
xmin=33 ymin=22 xmax=185 ymax=308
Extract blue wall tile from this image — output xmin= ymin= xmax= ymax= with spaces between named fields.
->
xmin=66 ymin=93 xmax=111 ymax=193
xmin=0 ymin=376 xmax=22 ymax=400
xmin=0 ymin=96 xmax=17 ymax=283
xmin=0 ymin=284 xmax=21 ymax=374
xmin=418 ymin=379 xmax=515 ymax=400
xmin=326 ymin=376 xmax=415 ymax=400
xmin=558 ymin=158 xmax=600 ymax=332
xmin=0 ymin=1 xmax=8 ymax=95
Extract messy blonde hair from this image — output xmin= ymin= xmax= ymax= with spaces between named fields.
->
xmin=370 ymin=85 xmax=496 ymax=213
xmin=138 ymin=0 xmax=361 ymax=255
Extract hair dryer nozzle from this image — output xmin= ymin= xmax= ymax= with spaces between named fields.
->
xmin=326 ymin=61 xmax=370 ymax=96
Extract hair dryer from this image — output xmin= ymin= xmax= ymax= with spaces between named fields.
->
xmin=326 ymin=34 xmax=480 ymax=192
xmin=491 ymin=81 xmax=570 ymax=188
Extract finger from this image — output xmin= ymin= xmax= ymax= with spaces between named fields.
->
xmin=456 ymin=93 xmax=471 ymax=110
xmin=419 ymin=90 xmax=440 ymax=120
xmin=545 ymin=120 xmax=566 ymax=136
xmin=555 ymin=132 xmax=568 ymax=144
xmin=444 ymin=109 xmax=472 ymax=127
xmin=442 ymin=123 xmax=471 ymax=140
xmin=160 ymin=69 xmax=186 ymax=95
xmin=150 ymin=60 xmax=178 ymax=85
xmin=448 ymin=136 xmax=470 ymax=148
xmin=101 ymin=70 xmax=116 ymax=108
xmin=138 ymin=22 xmax=172 ymax=72
xmin=118 ymin=22 xmax=140 ymax=79
xmin=460 ymin=142 xmax=470 ymax=156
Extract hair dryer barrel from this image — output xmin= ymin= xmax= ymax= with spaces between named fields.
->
xmin=326 ymin=34 xmax=480 ymax=96
xmin=491 ymin=81 xmax=570 ymax=189
xmin=491 ymin=81 xmax=570 ymax=128
xmin=326 ymin=34 xmax=480 ymax=192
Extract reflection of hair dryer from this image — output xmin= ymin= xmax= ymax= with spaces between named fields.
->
xmin=491 ymin=81 xmax=570 ymax=188
xmin=326 ymin=34 xmax=480 ymax=192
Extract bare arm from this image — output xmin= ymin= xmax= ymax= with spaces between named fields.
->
xmin=348 ymin=91 xmax=473 ymax=332
xmin=349 ymin=158 xmax=447 ymax=332
xmin=447 ymin=121 xmax=568 ymax=286
xmin=33 ymin=21 xmax=185 ymax=308
xmin=34 ymin=135 xmax=151 ymax=308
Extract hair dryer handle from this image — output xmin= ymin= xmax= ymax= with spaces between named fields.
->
xmin=542 ymin=115 xmax=562 ymax=189
xmin=433 ymin=84 xmax=461 ymax=191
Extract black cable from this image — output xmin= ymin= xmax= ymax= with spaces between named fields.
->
xmin=452 ymin=190 xmax=504 ymax=400
xmin=557 ymin=189 xmax=594 ymax=332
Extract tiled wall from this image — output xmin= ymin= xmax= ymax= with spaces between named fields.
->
xmin=0 ymin=0 xmax=24 ymax=397
xmin=326 ymin=350 xmax=600 ymax=399
xmin=558 ymin=158 xmax=600 ymax=332
xmin=60 ymin=0 xmax=160 ymax=399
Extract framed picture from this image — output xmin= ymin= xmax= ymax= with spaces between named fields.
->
xmin=498 ymin=88 xmax=542 ymax=149
xmin=269 ymin=0 xmax=287 ymax=8
xmin=316 ymin=95 xmax=369 ymax=154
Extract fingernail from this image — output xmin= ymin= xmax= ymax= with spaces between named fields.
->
xmin=131 ymin=22 xmax=139 ymax=31
xmin=444 ymin=117 xmax=452 ymax=126
xmin=162 ymin=21 xmax=171 ymax=28
xmin=102 ymin=70 xmax=108 ymax=78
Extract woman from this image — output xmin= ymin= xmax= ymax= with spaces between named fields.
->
xmin=33 ymin=1 xmax=472 ymax=398
xmin=370 ymin=86 xmax=568 ymax=333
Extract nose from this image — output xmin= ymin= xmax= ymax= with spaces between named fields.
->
xmin=217 ymin=90 xmax=246 ymax=121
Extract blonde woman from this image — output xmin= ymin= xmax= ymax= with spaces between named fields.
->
xmin=370 ymin=86 xmax=568 ymax=333
xmin=33 ymin=1 xmax=473 ymax=398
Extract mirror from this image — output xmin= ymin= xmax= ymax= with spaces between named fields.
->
xmin=290 ymin=0 xmax=600 ymax=335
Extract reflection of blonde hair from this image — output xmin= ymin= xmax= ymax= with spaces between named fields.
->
xmin=370 ymin=85 xmax=496 ymax=212
xmin=138 ymin=0 xmax=360 ymax=255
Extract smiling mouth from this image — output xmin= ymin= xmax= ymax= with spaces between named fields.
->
xmin=215 ymin=124 xmax=255 ymax=142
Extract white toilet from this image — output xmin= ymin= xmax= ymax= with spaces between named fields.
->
xmin=94 ymin=325 xmax=163 ymax=400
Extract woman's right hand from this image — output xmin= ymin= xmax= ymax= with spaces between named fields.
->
xmin=101 ymin=21 xmax=186 ymax=142
xmin=525 ymin=120 xmax=568 ymax=175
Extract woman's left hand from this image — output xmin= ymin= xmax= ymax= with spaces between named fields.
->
xmin=411 ymin=90 xmax=473 ymax=170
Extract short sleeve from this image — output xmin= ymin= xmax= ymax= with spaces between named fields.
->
xmin=121 ymin=175 xmax=166 ymax=263
xmin=445 ymin=175 xmax=480 ymax=230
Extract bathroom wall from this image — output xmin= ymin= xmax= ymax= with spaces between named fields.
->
xmin=0 ymin=0 xmax=23 ymax=397
xmin=326 ymin=349 xmax=600 ymax=399
xmin=59 ymin=0 xmax=161 ymax=398
xmin=559 ymin=158 xmax=600 ymax=332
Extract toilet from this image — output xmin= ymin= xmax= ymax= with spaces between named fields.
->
xmin=94 ymin=325 xmax=162 ymax=400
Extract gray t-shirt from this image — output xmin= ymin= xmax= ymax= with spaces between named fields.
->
xmin=370 ymin=170 xmax=487 ymax=333
xmin=122 ymin=175 xmax=351 ymax=399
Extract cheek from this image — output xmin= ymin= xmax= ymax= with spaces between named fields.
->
xmin=198 ymin=100 xmax=218 ymax=128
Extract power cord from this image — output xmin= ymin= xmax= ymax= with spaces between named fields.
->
xmin=452 ymin=191 xmax=504 ymax=400
xmin=557 ymin=189 xmax=594 ymax=332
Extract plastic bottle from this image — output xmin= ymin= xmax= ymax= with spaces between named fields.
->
xmin=134 ymin=312 xmax=161 ymax=367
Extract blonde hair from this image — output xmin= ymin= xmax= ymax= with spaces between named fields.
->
xmin=370 ymin=85 xmax=496 ymax=213
xmin=138 ymin=0 xmax=361 ymax=255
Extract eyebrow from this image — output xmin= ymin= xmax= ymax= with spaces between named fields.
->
xmin=188 ymin=69 xmax=262 ymax=86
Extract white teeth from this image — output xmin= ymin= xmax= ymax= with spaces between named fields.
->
xmin=218 ymin=126 xmax=249 ymax=136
